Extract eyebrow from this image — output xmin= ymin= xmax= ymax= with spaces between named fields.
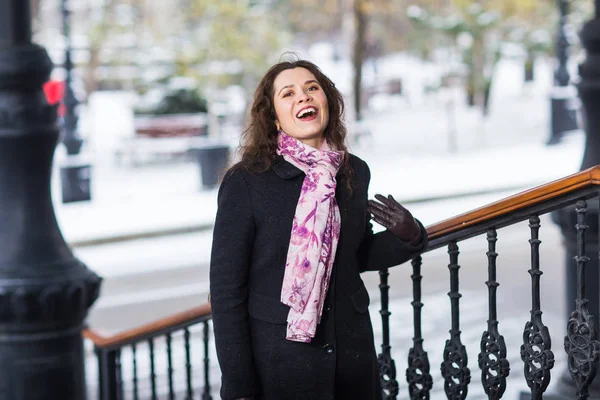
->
xmin=277 ymin=80 xmax=320 ymax=96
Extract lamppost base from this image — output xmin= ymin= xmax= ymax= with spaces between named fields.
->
xmin=60 ymin=155 xmax=92 ymax=203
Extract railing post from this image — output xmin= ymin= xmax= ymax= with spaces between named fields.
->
xmin=97 ymin=348 xmax=121 ymax=400
xmin=202 ymin=321 xmax=213 ymax=400
xmin=0 ymin=0 xmax=102 ymax=399
xmin=564 ymin=200 xmax=600 ymax=398
xmin=548 ymin=0 xmax=600 ymax=397
xmin=550 ymin=199 xmax=600 ymax=399
xmin=440 ymin=242 xmax=470 ymax=399
xmin=377 ymin=267 xmax=399 ymax=400
xmin=521 ymin=216 xmax=555 ymax=399
xmin=406 ymin=256 xmax=432 ymax=399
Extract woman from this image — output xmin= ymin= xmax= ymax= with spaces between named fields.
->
xmin=209 ymin=59 xmax=427 ymax=400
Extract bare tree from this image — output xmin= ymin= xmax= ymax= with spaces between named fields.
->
xmin=352 ymin=0 xmax=367 ymax=121
xmin=82 ymin=0 xmax=117 ymax=94
xmin=30 ymin=0 xmax=43 ymax=32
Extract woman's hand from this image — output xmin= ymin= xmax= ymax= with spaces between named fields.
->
xmin=367 ymin=194 xmax=422 ymax=243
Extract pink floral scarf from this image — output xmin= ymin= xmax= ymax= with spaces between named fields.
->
xmin=277 ymin=131 xmax=344 ymax=343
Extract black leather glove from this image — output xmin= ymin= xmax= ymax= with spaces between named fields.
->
xmin=367 ymin=194 xmax=422 ymax=244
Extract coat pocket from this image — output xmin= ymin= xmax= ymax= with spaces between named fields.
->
xmin=248 ymin=292 xmax=290 ymax=324
xmin=350 ymin=286 xmax=370 ymax=314
xmin=350 ymin=285 xmax=370 ymax=314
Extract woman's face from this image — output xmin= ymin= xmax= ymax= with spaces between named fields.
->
xmin=272 ymin=67 xmax=329 ymax=149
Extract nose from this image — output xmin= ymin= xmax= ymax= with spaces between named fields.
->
xmin=297 ymin=92 xmax=312 ymax=103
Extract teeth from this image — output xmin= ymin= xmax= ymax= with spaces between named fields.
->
xmin=297 ymin=108 xmax=316 ymax=118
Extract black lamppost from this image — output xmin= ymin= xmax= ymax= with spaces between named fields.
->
xmin=0 ymin=0 xmax=101 ymax=398
xmin=59 ymin=0 xmax=92 ymax=203
xmin=547 ymin=0 xmax=580 ymax=145
xmin=545 ymin=0 xmax=600 ymax=398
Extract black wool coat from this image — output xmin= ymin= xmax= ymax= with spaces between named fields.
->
xmin=209 ymin=154 xmax=427 ymax=400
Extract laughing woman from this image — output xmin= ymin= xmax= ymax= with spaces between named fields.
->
xmin=209 ymin=59 xmax=427 ymax=400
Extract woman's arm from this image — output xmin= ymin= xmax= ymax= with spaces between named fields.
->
xmin=210 ymin=169 xmax=260 ymax=400
xmin=358 ymin=216 xmax=427 ymax=272
xmin=357 ymin=165 xmax=428 ymax=272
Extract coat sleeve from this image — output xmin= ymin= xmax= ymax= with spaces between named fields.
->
xmin=357 ymin=163 xmax=428 ymax=272
xmin=209 ymin=169 xmax=260 ymax=399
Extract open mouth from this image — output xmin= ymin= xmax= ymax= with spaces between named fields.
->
xmin=296 ymin=107 xmax=318 ymax=120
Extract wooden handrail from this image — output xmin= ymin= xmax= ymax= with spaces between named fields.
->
xmin=83 ymin=166 xmax=600 ymax=350
xmin=426 ymin=165 xmax=600 ymax=240
xmin=83 ymin=303 xmax=212 ymax=348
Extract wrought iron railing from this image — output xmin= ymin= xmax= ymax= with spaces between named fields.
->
xmin=85 ymin=166 xmax=600 ymax=400
xmin=381 ymin=166 xmax=600 ymax=400
xmin=84 ymin=304 xmax=213 ymax=400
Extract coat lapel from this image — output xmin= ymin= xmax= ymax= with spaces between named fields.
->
xmin=272 ymin=156 xmax=304 ymax=180
xmin=272 ymin=154 xmax=350 ymax=210
xmin=272 ymin=155 xmax=346 ymax=181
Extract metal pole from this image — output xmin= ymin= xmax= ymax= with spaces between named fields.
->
xmin=555 ymin=0 xmax=571 ymax=87
xmin=0 ymin=0 xmax=31 ymax=48
xmin=59 ymin=0 xmax=92 ymax=203
xmin=352 ymin=0 xmax=366 ymax=122
xmin=61 ymin=0 xmax=81 ymax=156
xmin=544 ymin=0 xmax=600 ymax=398
xmin=0 ymin=0 xmax=102 ymax=398
xmin=547 ymin=0 xmax=580 ymax=145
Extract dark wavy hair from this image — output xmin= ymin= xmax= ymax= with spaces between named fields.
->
xmin=234 ymin=57 xmax=354 ymax=192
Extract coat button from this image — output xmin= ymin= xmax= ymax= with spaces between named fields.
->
xmin=323 ymin=344 xmax=334 ymax=355
xmin=324 ymin=303 xmax=332 ymax=312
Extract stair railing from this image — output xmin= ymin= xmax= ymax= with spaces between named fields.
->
xmin=378 ymin=166 xmax=600 ymax=400
xmin=84 ymin=303 xmax=213 ymax=400
xmin=85 ymin=166 xmax=600 ymax=400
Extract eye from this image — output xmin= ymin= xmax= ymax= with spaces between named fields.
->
xmin=282 ymin=91 xmax=293 ymax=98
xmin=307 ymin=86 xmax=319 ymax=92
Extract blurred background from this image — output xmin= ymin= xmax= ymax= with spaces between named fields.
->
xmin=26 ymin=0 xmax=598 ymax=398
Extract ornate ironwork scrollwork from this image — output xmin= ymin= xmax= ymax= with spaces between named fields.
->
xmin=441 ymin=242 xmax=470 ymax=400
xmin=563 ymin=200 xmax=600 ymax=399
xmin=407 ymin=341 xmax=433 ymax=400
xmin=479 ymin=229 xmax=510 ymax=398
xmin=406 ymin=256 xmax=432 ymax=399
xmin=565 ymin=302 xmax=600 ymax=399
xmin=479 ymin=322 xmax=510 ymax=398
xmin=521 ymin=316 xmax=554 ymax=397
xmin=521 ymin=215 xmax=554 ymax=399
xmin=441 ymin=334 xmax=471 ymax=400
xmin=379 ymin=349 xmax=399 ymax=399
